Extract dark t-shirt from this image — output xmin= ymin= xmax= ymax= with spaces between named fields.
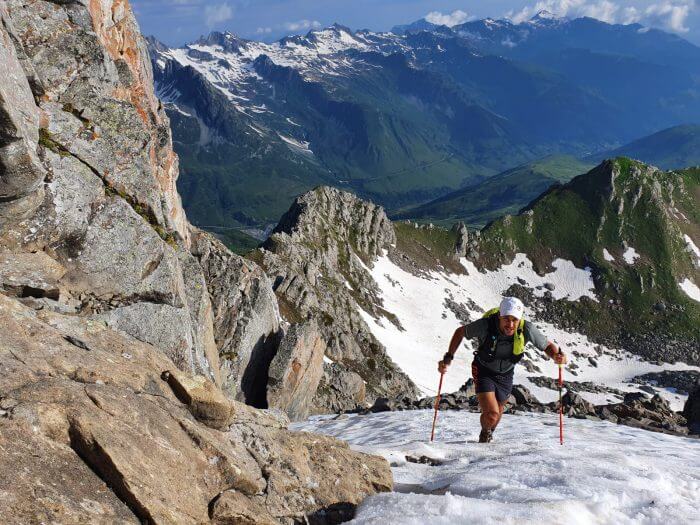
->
xmin=463 ymin=318 xmax=549 ymax=374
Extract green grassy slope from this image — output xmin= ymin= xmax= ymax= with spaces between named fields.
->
xmin=392 ymin=155 xmax=593 ymax=227
xmin=253 ymin=52 xmax=538 ymax=210
xmin=476 ymin=158 xmax=700 ymax=344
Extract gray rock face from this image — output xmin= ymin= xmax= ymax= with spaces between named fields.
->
xmin=0 ymin=0 xmax=227 ymax=386
xmin=0 ymin=5 xmax=44 ymax=211
xmin=267 ymin=321 xmax=326 ymax=421
xmin=315 ymin=364 xmax=367 ymax=413
xmin=5 ymin=0 xmax=188 ymax=240
xmin=452 ymin=221 xmax=469 ymax=258
xmin=190 ymin=228 xmax=281 ymax=401
xmin=272 ymin=186 xmax=397 ymax=258
xmin=258 ymin=186 xmax=419 ymax=412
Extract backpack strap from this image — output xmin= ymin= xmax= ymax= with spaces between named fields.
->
xmin=476 ymin=312 xmax=500 ymax=362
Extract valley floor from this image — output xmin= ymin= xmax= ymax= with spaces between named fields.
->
xmin=293 ymin=410 xmax=700 ymax=525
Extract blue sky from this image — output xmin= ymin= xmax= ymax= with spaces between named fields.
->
xmin=131 ymin=0 xmax=700 ymax=46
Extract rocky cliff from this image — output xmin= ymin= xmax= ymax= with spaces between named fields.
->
xmin=255 ymin=186 xmax=420 ymax=413
xmin=0 ymin=1 xmax=391 ymax=522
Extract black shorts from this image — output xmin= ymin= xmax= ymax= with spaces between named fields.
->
xmin=471 ymin=360 xmax=514 ymax=404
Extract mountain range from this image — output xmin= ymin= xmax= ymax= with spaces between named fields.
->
xmin=148 ymin=11 xmax=700 ymax=235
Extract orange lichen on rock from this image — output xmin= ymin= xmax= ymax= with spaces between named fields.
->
xmin=88 ymin=0 xmax=158 ymax=124
xmin=87 ymin=0 xmax=190 ymax=245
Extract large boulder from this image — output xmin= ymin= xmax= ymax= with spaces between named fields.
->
xmin=562 ymin=390 xmax=596 ymax=415
xmin=511 ymin=384 xmax=539 ymax=406
xmin=267 ymin=321 xmax=326 ymax=420
xmin=163 ymin=368 xmax=236 ymax=430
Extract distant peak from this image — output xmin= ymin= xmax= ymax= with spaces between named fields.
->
xmin=329 ymin=22 xmax=353 ymax=33
xmin=532 ymin=9 xmax=557 ymax=20
xmin=201 ymin=30 xmax=242 ymax=42
xmin=526 ymin=9 xmax=566 ymax=27
xmin=145 ymin=35 xmax=169 ymax=52
xmin=194 ymin=31 xmax=246 ymax=52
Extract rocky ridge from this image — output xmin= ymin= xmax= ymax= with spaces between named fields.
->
xmin=0 ymin=0 xmax=392 ymax=521
xmin=256 ymin=186 xmax=420 ymax=413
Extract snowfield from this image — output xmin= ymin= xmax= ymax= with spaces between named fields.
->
xmin=360 ymin=253 xmax=698 ymax=410
xmin=293 ymin=410 xmax=700 ymax=525
xmin=684 ymin=234 xmax=700 ymax=266
xmin=623 ymin=247 xmax=640 ymax=264
xmin=679 ymin=278 xmax=700 ymax=303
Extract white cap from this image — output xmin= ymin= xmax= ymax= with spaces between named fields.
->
xmin=499 ymin=297 xmax=524 ymax=319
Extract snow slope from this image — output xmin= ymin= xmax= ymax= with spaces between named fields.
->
xmin=360 ymin=253 xmax=698 ymax=410
xmin=293 ymin=410 xmax=700 ymax=524
xmin=679 ymin=278 xmax=700 ymax=303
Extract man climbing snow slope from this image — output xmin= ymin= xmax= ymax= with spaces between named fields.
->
xmin=438 ymin=297 xmax=568 ymax=443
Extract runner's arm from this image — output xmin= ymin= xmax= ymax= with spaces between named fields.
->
xmin=446 ymin=326 xmax=466 ymax=359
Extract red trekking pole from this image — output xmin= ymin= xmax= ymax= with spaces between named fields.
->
xmin=558 ymin=364 xmax=564 ymax=445
xmin=430 ymin=372 xmax=445 ymax=442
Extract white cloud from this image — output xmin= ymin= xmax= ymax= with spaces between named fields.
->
xmin=645 ymin=1 xmax=694 ymax=32
xmin=505 ymin=0 xmax=695 ymax=33
xmin=507 ymin=0 xmax=619 ymax=24
xmin=204 ymin=2 xmax=233 ymax=28
xmin=425 ymin=9 xmax=471 ymax=27
xmin=621 ymin=6 xmax=641 ymax=23
xmin=284 ymin=19 xmax=322 ymax=32
xmin=256 ymin=26 xmax=273 ymax=34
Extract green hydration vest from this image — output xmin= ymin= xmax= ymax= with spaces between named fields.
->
xmin=477 ymin=307 xmax=526 ymax=363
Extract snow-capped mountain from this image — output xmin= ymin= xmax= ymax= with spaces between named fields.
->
xmin=153 ymin=25 xmax=407 ymax=104
xmin=148 ymin=14 xmax=700 ymax=232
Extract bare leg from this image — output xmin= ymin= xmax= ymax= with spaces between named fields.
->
xmin=493 ymin=402 xmax=506 ymax=430
xmin=477 ymin=392 xmax=501 ymax=431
